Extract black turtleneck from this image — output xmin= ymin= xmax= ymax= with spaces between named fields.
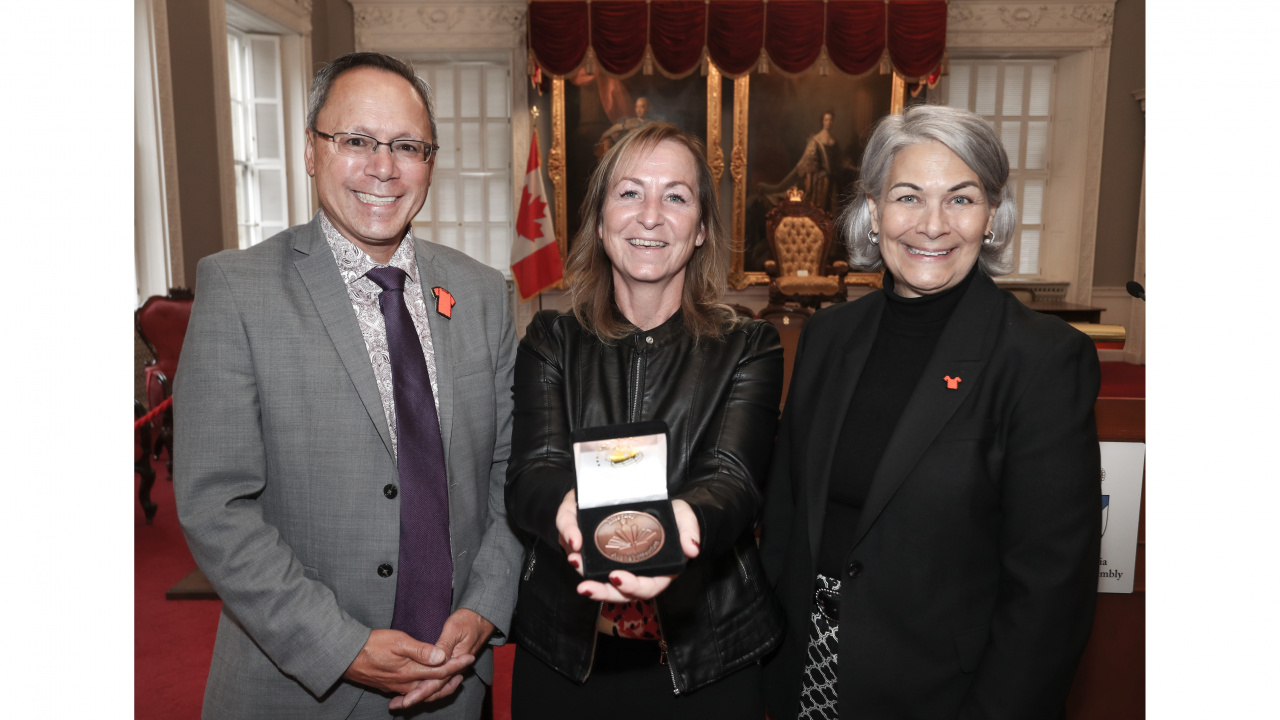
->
xmin=815 ymin=266 xmax=979 ymax=578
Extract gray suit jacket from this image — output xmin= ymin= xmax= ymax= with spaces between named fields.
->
xmin=174 ymin=216 xmax=522 ymax=718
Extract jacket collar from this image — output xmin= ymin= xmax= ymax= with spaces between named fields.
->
xmin=802 ymin=270 xmax=1006 ymax=561
xmin=849 ymin=271 xmax=1005 ymax=550
xmin=805 ymin=296 xmax=885 ymax=558
xmin=416 ymin=237 xmax=455 ymax=457
xmin=292 ymin=215 xmax=396 ymax=458
xmin=621 ymin=308 xmax=686 ymax=351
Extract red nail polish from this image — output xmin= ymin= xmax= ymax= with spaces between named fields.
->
xmin=570 ymin=558 xmax=580 ymax=568
xmin=578 ymin=588 xmax=592 ymax=596
xmin=609 ymin=576 xmax=622 ymax=586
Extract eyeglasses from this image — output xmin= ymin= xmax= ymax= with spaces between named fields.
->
xmin=313 ymin=130 xmax=440 ymax=163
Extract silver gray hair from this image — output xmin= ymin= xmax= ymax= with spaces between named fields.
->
xmin=306 ymin=52 xmax=438 ymax=146
xmin=840 ymin=104 xmax=1016 ymax=275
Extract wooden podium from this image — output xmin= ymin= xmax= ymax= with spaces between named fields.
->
xmin=1066 ymin=397 xmax=1146 ymax=719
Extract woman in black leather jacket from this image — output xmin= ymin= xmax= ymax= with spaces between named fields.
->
xmin=505 ymin=122 xmax=785 ymax=719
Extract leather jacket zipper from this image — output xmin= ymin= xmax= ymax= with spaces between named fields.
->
xmin=653 ymin=603 xmax=681 ymax=694
xmin=522 ymin=547 xmax=537 ymax=581
xmin=628 ymin=338 xmax=646 ymax=422
xmin=734 ymin=544 xmax=754 ymax=588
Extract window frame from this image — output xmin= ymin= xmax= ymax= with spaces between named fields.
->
xmin=227 ymin=28 xmax=292 ymax=248
xmin=219 ymin=0 xmax=313 ymax=251
xmin=410 ymin=58 xmax=515 ymax=277
xmin=942 ymin=59 xmax=1056 ymax=280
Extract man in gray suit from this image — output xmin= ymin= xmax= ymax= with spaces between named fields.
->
xmin=175 ymin=52 xmax=521 ymax=718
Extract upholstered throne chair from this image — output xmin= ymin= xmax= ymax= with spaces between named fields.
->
xmin=762 ymin=189 xmax=848 ymax=314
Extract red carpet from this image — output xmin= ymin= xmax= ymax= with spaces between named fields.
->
xmin=134 ymin=456 xmax=222 ymax=718
xmin=134 ymin=453 xmax=515 ymax=719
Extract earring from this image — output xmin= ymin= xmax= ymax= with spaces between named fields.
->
xmin=868 ymin=229 xmax=879 ymax=245
xmin=982 ymin=231 xmax=995 ymax=245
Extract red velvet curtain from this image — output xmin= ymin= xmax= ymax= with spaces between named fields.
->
xmin=529 ymin=0 xmax=946 ymax=78
xmin=529 ymin=1 xmax=589 ymax=76
xmin=887 ymin=0 xmax=948 ymax=78
xmin=591 ymin=2 xmax=648 ymax=75
xmin=827 ymin=0 xmax=886 ymax=76
xmin=706 ymin=1 xmax=764 ymax=76
xmin=765 ymin=1 xmax=825 ymax=75
xmin=650 ymin=1 xmax=707 ymax=76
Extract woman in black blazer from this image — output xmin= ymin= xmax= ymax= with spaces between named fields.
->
xmin=760 ymin=105 xmax=1101 ymax=720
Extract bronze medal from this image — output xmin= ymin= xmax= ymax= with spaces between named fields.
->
xmin=593 ymin=511 xmax=665 ymax=564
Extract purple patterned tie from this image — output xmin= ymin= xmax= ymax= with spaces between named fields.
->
xmin=366 ymin=266 xmax=453 ymax=643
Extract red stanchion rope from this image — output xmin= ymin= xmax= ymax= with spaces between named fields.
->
xmin=135 ymin=396 xmax=173 ymax=430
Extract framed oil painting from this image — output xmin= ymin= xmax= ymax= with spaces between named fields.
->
xmin=740 ymin=70 xmax=893 ymax=283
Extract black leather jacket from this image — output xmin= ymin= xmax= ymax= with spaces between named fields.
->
xmin=505 ymin=309 xmax=786 ymax=694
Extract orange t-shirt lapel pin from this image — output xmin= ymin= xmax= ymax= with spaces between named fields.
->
xmin=432 ymin=287 xmax=456 ymax=319
xmin=943 ymin=375 xmax=962 ymax=390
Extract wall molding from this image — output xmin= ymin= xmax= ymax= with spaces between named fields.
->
xmin=352 ymin=1 xmax=525 ymax=52
xmin=948 ymin=2 xmax=1115 ymax=47
xmin=994 ymin=280 xmax=1069 ymax=302
xmin=229 ymin=0 xmax=313 ymax=34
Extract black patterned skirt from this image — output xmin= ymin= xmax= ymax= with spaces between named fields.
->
xmin=798 ymin=573 xmax=840 ymax=720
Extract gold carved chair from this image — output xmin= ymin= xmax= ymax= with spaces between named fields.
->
xmin=763 ymin=190 xmax=848 ymax=313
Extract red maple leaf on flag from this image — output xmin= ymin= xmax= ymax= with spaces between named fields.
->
xmin=516 ymin=186 xmax=548 ymax=242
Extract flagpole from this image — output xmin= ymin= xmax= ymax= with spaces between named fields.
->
xmin=530 ymin=105 xmax=543 ymax=310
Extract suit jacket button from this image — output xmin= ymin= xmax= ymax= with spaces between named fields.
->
xmin=377 ymin=563 xmax=394 ymax=578
xmin=846 ymin=560 xmax=863 ymax=579
xmin=383 ymin=484 xmax=398 ymax=499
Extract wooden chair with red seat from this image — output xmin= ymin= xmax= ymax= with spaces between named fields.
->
xmin=762 ymin=189 xmax=848 ymax=314
xmin=136 ymin=287 xmax=194 ymax=479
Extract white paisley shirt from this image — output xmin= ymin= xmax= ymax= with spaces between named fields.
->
xmin=319 ymin=210 xmax=441 ymax=459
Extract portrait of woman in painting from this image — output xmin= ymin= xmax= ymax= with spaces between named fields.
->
xmin=758 ymin=109 xmax=854 ymax=214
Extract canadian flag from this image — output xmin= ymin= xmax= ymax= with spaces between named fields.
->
xmin=510 ymin=129 xmax=563 ymax=300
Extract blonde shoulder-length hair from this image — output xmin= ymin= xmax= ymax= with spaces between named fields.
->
xmin=565 ymin=122 xmax=737 ymax=342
